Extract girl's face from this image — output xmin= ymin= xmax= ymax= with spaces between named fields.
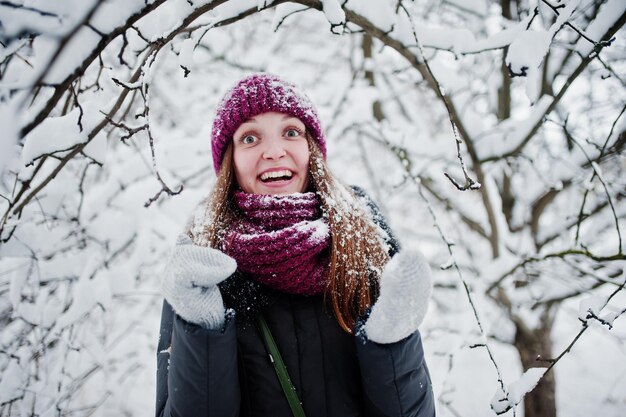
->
xmin=232 ymin=112 xmax=310 ymax=195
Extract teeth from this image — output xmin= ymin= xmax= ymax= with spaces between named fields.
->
xmin=260 ymin=170 xmax=293 ymax=180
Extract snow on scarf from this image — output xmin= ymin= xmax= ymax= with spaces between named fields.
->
xmin=222 ymin=190 xmax=331 ymax=296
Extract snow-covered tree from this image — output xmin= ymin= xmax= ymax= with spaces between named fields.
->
xmin=1 ymin=1 xmax=624 ymax=415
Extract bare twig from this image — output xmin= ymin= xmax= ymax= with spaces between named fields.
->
xmin=552 ymin=118 xmax=623 ymax=253
xmin=486 ymin=250 xmax=626 ymax=294
xmin=23 ymin=0 xmax=104 ymax=103
xmin=0 ymin=1 xmax=59 ymax=18
xmin=19 ymin=0 xmax=170 ymax=138
xmin=539 ymin=272 xmax=626 ymax=372
xmin=366 ymin=121 xmax=510 ymax=402
xmin=480 ymin=10 xmax=626 ymax=162
xmin=541 ymin=0 xmax=613 ymax=48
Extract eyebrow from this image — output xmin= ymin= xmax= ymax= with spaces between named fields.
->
xmin=242 ymin=114 xmax=301 ymax=124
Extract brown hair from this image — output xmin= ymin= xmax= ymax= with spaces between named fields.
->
xmin=197 ymin=143 xmax=237 ymax=248
xmin=306 ymin=137 xmax=389 ymax=332
xmin=192 ymin=136 xmax=390 ymax=333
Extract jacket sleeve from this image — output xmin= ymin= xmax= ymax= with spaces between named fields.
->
xmin=155 ymin=300 xmax=240 ymax=417
xmin=355 ymin=323 xmax=436 ymax=417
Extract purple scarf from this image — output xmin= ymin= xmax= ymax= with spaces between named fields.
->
xmin=222 ymin=191 xmax=331 ymax=296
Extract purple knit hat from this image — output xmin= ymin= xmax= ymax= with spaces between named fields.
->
xmin=211 ymin=73 xmax=327 ymax=173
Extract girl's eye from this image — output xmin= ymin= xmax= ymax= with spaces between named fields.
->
xmin=285 ymin=128 xmax=302 ymax=138
xmin=241 ymin=135 xmax=258 ymax=145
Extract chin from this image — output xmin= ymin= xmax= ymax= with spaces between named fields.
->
xmin=260 ymin=186 xmax=302 ymax=195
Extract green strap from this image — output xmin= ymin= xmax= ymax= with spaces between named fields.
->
xmin=255 ymin=314 xmax=307 ymax=417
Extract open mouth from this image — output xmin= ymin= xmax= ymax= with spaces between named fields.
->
xmin=259 ymin=169 xmax=294 ymax=183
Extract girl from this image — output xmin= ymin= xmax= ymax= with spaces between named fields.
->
xmin=156 ymin=73 xmax=435 ymax=417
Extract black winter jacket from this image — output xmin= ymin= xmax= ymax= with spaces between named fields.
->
xmin=155 ymin=189 xmax=436 ymax=417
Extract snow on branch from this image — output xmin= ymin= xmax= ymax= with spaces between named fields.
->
xmin=491 ymin=367 xmax=547 ymax=414
xmin=22 ymin=101 xmax=105 ymax=166
xmin=475 ymin=96 xmax=552 ymax=161
xmin=1 ymin=0 xmax=625 ymax=415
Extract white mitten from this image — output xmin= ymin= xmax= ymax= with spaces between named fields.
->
xmin=364 ymin=250 xmax=432 ymax=344
xmin=161 ymin=234 xmax=237 ymax=329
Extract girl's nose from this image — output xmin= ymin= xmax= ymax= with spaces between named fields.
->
xmin=262 ymin=137 xmax=286 ymax=160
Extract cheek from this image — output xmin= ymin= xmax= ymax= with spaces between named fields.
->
xmin=233 ymin=150 xmax=256 ymax=190
xmin=294 ymin=143 xmax=310 ymax=171
xmin=295 ymin=144 xmax=310 ymax=192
